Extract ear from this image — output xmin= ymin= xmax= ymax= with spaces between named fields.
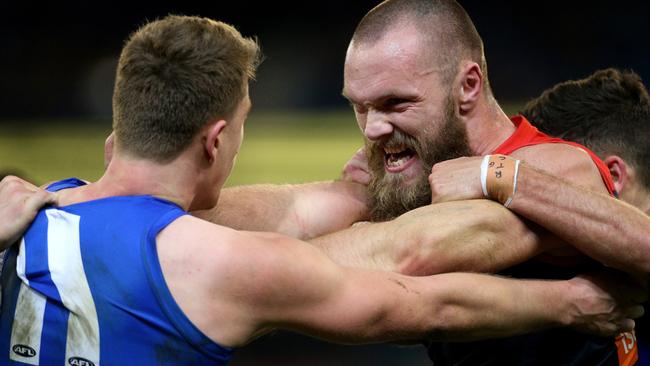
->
xmin=203 ymin=120 xmax=228 ymax=164
xmin=104 ymin=131 xmax=115 ymax=169
xmin=603 ymin=155 xmax=629 ymax=194
xmin=458 ymin=62 xmax=483 ymax=116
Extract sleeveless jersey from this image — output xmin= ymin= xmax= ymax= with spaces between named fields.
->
xmin=0 ymin=178 xmax=233 ymax=365
xmin=427 ymin=116 xmax=637 ymax=366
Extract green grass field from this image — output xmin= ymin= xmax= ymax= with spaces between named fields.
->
xmin=0 ymin=111 xmax=364 ymax=186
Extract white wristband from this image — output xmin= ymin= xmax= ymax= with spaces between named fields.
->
xmin=480 ymin=155 xmax=491 ymax=197
xmin=504 ymin=159 xmax=521 ymax=208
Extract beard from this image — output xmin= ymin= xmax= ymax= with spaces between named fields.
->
xmin=367 ymin=98 xmax=472 ymax=221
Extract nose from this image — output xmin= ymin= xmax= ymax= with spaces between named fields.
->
xmin=364 ymin=110 xmax=393 ymax=141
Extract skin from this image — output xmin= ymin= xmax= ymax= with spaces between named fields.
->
xmin=429 ymin=156 xmax=650 ymax=278
xmin=0 ymin=176 xmax=57 ymax=251
xmin=311 ymin=199 xmax=553 ymax=275
xmin=605 ymin=155 xmax=650 ymax=215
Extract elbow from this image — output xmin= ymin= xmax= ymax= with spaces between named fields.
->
xmin=394 ymin=231 xmax=453 ymax=276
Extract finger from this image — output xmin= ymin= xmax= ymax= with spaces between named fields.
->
xmin=24 ymin=189 xmax=57 ymax=213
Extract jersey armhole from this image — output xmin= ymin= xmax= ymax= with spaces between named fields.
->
xmin=141 ymin=210 xmax=234 ymax=362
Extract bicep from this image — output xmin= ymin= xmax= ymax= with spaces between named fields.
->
xmin=226 ymin=231 xmax=418 ymax=343
xmin=193 ymin=181 xmax=368 ymax=239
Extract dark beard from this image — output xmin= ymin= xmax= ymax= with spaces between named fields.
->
xmin=367 ymin=102 xmax=472 ymax=222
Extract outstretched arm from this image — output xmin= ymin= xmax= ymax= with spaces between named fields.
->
xmin=193 ymin=180 xmax=368 ymax=239
xmin=508 ymin=164 xmax=650 ymax=276
xmin=310 ymin=199 xmax=555 ymax=275
xmin=193 ymin=147 xmax=371 ymax=239
xmin=158 ymin=217 xmax=645 ymax=348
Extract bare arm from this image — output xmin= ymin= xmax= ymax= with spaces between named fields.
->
xmin=310 ymin=199 xmax=555 ymax=275
xmin=509 ymin=164 xmax=650 ymax=276
xmin=429 ymin=144 xmax=650 ymax=277
xmin=192 ymin=180 xmax=369 ymax=239
xmin=0 ymin=176 xmax=57 ymax=251
xmin=158 ymin=217 xmax=644 ymax=348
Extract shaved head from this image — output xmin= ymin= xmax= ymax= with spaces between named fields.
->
xmin=351 ymin=0 xmax=488 ymax=87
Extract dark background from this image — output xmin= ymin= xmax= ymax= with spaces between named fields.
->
xmin=1 ymin=0 xmax=649 ymax=120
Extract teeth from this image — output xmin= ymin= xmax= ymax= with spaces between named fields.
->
xmin=386 ymin=156 xmax=410 ymax=168
xmin=384 ymin=145 xmax=406 ymax=154
xmin=386 ymin=155 xmax=411 ymax=168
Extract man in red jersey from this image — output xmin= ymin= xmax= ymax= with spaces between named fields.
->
xmin=341 ymin=1 xmax=650 ymax=364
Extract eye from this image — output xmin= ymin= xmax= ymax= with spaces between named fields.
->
xmin=386 ymin=98 xmax=409 ymax=107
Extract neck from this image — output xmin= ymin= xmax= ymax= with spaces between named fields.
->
xmin=465 ymin=99 xmax=516 ymax=156
xmin=620 ymin=182 xmax=650 ymax=216
xmin=60 ymin=153 xmax=201 ymax=211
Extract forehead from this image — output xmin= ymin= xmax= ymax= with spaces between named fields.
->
xmin=343 ymin=30 xmax=439 ymax=102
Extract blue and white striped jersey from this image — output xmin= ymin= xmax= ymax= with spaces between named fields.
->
xmin=0 ymin=178 xmax=233 ymax=365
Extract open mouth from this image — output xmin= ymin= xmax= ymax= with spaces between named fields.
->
xmin=384 ymin=144 xmax=417 ymax=173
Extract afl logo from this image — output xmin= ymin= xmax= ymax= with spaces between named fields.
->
xmin=12 ymin=344 xmax=36 ymax=357
xmin=68 ymin=357 xmax=96 ymax=366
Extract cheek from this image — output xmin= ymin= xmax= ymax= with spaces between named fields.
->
xmin=390 ymin=111 xmax=428 ymax=137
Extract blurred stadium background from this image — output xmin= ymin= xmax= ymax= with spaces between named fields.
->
xmin=1 ymin=0 xmax=649 ymax=364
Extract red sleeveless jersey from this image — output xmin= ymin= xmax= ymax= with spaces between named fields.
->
xmin=492 ymin=116 xmax=617 ymax=196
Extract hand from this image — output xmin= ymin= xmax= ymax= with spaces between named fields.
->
xmin=0 ymin=176 xmax=58 ymax=250
xmin=104 ymin=131 xmax=115 ymax=169
xmin=341 ymin=147 xmax=371 ymax=186
xmin=429 ymin=156 xmax=484 ymax=203
xmin=567 ymin=271 xmax=646 ymax=337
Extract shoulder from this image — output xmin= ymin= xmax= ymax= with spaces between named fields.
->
xmin=509 ymin=143 xmax=607 ymax=193
xmin=510 ymin=143 xmax=591 ymax=170
xmin=155 ymin=215 xmax=347 ymax=346
xmin=155 ymin=215 xmax=310 ymax=346
xmin=158 ymin=215 xmax=261 ymax=272
xmin=157 ymin=215 xmax=326 ymax=292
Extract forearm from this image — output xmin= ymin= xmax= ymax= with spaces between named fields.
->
xmin=403 ymin=272 xmax=572 ymax=342
xmin=311 ymin=200 xmax=550 ymax=275
xmin=287 ymin=271 xmax=569 ymax=344
xmin=193 ymin=181 xmax=369 ymax=239
xmin=510 ymin=165 xmax=650 ymax=275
